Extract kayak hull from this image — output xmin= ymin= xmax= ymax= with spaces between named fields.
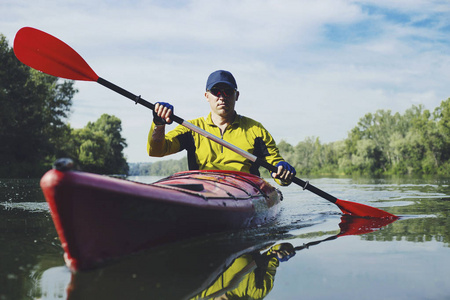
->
xmin=40 ymin=169 xmax=282 ymax=271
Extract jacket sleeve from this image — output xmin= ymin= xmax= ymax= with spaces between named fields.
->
xmin=257 ymin=124 xmax=293 ymax=186
xmin=260 ymin=127 xmax=284 ymax=166
xmin=147 ymin=122 xmax=188 ymax=157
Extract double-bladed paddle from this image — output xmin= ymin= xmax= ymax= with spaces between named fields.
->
xmin=13 ymin=27 xmax=398 ymax=219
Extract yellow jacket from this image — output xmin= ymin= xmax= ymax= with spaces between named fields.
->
xmin=147 ymin=113 xmax=285 ymax=177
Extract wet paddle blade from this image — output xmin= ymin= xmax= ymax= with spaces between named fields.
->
xmin=14 ymin=27 xmax=99 ymax=81
xmin=335 ymin=199 xmax=397 ymax=219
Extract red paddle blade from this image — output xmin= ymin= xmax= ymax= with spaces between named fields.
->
xmin=337 ymin=215 xmax=398 ymax=237
xmin=14 ymin=27 xmax=99 ymax=81
xmin=335 ymin=199 xmax=397 ymax=219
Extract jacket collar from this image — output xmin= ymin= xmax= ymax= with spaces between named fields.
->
xmin=205 ymin=112 xmax=240 ymax=127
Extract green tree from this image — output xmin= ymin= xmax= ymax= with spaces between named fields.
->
xmin=86 ymin=114 xmax=128 ymax=174
xmin=277 ymin=140 xmax=295 ymax=166
xmin=64 ymin=114 xmax=128 ymax=175
xmin=432 ymin=98 xmax=450 ymax=174
xmin=0 ymin=34 xmax=76 ymax=177
xmin=71 ymin=127 xmax=109 ymax=173
xmin=292 ymin=137 xmax=320 ymax=174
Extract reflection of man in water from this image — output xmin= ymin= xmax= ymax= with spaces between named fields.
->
xmin=190 ymin=243 xmax=295 ymax=300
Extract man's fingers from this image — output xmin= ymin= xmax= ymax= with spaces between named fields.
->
xmin=277 ymin=165 xmax=293 ymax=181
xmin=155 ymin=104 xmax=172 ymax=121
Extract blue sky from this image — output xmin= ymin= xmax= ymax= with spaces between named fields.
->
xmin=2 ymin=0 xmax=450 ymax=163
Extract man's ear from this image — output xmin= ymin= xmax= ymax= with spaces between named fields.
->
xmin=236 ymin=91 xmax=240 ymax=101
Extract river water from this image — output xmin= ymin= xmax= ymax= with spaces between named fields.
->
xmin=1 ymin=175 xmax=449 ymax=299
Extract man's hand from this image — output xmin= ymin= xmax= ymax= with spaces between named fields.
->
xmin=153 ymin=102 xmax=174 ymax=125
xmin=272 ymin=161 xmax=296 ymax=185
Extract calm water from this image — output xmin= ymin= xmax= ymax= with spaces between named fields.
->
xmin=1 ymin=175 xmax=449 ymax=300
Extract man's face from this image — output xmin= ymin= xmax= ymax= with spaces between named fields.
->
xmin=205 ymin=83 xmax=239 ymax=119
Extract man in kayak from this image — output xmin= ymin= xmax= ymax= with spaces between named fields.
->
xmin=147 ymin=70 xmax=296 ymax=185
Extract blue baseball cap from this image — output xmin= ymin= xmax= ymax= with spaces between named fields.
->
xmin=206 ymin=70 xmax=238 ymax=91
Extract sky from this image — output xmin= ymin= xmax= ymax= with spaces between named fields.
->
xmin=2 ymin=0 xmax=450 ymax=163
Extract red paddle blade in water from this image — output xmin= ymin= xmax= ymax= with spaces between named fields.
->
xmin=336 ymin=199 xmax=397 ymax=219
xmin=14 ymin=27 xmax=99 ymax=81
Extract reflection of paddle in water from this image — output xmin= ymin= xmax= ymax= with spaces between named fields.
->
xmin=295 ymin=215 xmax=398 ymax=251
xmin=190 ymin=215 xmax=398 ymax=300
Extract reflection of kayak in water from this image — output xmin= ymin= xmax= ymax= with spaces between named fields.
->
xmin=64 ymin=238 xmax=290 ymax=300
xmin=40 ymin=161 xmax=282 ymax=271
xmin=60 ymin=215 xmax=396 ymax=300
xmin=64 ymin=234 xmax=279 ymax=300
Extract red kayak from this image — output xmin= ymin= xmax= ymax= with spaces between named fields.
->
xmin=40 ymin=162 xmax=282 ymax=271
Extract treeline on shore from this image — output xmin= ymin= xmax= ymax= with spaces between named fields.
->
xmin=129 ymin=159 xmax=188 ymax=176
xmin=133 ymin=99 xmax=450 ymax=177
xmin=278 ymin=99 xmax=450 ymax=176
xmin=1 ymin=34 xmax=128 ymax=177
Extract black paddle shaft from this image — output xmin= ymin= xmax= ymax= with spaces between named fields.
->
xmin=97 ymin=77 xmax=184 ymax=124
xmin=256 ymin=158 xmax=338 ymax=203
